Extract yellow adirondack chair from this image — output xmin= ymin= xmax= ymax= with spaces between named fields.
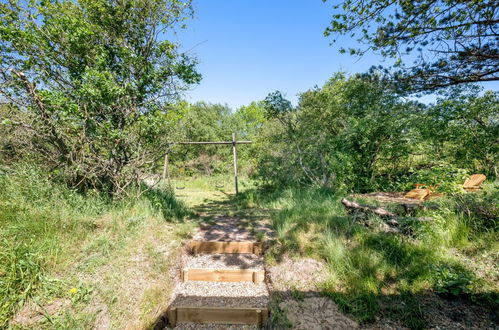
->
xmin=404 ymin=184 xmax=433 ymax=200
xmin=463 ymin=174 xmax=486 ymax=191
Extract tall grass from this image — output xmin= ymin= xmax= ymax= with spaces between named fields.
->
xmin=0 ymin=166 xmax=193 ymax=327
xmin=236 ymin=184 xmax=498 ymax=328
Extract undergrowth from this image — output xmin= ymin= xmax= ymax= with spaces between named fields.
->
xmin=0 ymin=166 xmax=194 ymax=328
xmin=235 ymin=184 xmax=498 ymax=328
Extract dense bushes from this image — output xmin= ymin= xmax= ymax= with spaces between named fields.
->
xmin=0 ymin=0 xmax=200 ymax=194
xmin=254 ymin=74 xmax=420 ymax=191
xmin=252 ymin=74 xmax=498 ymax=192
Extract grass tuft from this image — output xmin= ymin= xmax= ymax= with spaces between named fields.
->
xmin=0 ymin=166 xmax=194 ymax=327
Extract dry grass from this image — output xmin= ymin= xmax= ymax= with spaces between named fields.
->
xmin=1 ymin=168 xmax=196 ymax=329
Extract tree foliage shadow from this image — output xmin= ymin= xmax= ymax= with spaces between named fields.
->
xmin=148 ymin=287 xmax=498 ymax=330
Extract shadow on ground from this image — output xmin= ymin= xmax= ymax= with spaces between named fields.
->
xmin=149 ymin=288 xmax=499 ymax=329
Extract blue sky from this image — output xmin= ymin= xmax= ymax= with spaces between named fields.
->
xmin=175 ymin=0 xmax=497 ymax=109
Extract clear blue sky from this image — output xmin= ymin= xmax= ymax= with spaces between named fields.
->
xmin=175 ymin=0 xmax=498 ymax=109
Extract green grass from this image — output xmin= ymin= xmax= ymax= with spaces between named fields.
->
xmin=2 ymin=169 xmax=496 ymax=329
xmin=0 ymin=167 xmax=195 ymax=328
xmin=234 ymin=184 xmax=498 ymax=328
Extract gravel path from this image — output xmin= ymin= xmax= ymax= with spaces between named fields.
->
xmin=192 ymin=215 xmax=274 ymax=242
xmin=167 ymin=211 xmax=273 ymax=329
xmin=171 ymin=282 xmax=269 ymax=308
xmin=184 ymin=254 xmax=264 ymax=270
xmin=193 ymin=216 xmax=257 ymax=241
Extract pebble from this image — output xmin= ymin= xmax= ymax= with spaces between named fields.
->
xmin=184 ymin=254 xmax=264 ymax=270
xmin=172 ymin=282 xmax=269 ymax=308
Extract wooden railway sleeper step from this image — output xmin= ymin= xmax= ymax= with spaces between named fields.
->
xmin=167 ymin=239 xmax=269 ymax=327
xmin=188 ymin=240 xmax=264 ymax=255
xmin=182 ymin=268 xmax=265 ymax=283
xmin=168 ymin=306 xmax=269 ymax=327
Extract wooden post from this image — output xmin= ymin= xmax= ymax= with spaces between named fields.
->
xmin=168 ymin=308 xmax=177 ymax=327
xmin=162 ymin=153 xmax=171 ymax=188
xmin=256 ymin=309 xmax=263 ymax=328
xmin=232 ymin=133 xmax=238 ymax=194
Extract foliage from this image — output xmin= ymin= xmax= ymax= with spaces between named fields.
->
xmin=450 ymin=185 xmax=499 ymax=232
xmin=0 ymin=240 xmax=44 ymax=327
xmin=253 ymin=73 xmax=497 ymax=193
xmin=324 ymin=0 xmax=499 ymax=91
xmin=0 ymin=0 xmax=200 ymax=194
xmin=420 ymin=87 xmax=499 ymax=177
xmin=398 ymin=162 xmax=470 ymax=193
xmin=262 ymin=91 xmax=294 ymax=119
xmin=432 ymin=264 xmax=476 ymax=297
xmin=170 ymin=102 xmax=236 ymax=175
xmin=166 ymin=101 xmax=265 ymax=177
xmin=255 ymin=73 xmax=420 ymax=191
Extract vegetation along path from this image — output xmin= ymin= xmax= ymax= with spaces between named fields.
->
xmin=154 ymin=179 xmax=498 ymax=329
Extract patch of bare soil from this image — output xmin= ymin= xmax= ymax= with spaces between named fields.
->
xmin=279 ymin=297 xmax=358 ymax=329
xmin=268 ymin=256 xmax=359 ymax=329
xmin=11 ymin=298 xmax=70 ymax=327
xmin=267 ymin=256 xmax=327 ymax=292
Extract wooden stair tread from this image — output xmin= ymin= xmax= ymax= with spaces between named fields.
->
xmin=189 ymin=240 xmax=264 ymax=255
xmin=168 ymin=306 xmax=269 ymax=326
xmin=182 ymin=268 xmax=265 ymax=283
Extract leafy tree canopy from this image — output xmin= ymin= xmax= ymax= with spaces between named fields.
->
xmin=0 ymin=0 xmax=201 ymax=194
xmin=324 ymin=0 xmax=499 ymax=92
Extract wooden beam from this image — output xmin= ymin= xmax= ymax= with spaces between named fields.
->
xmin=182 ymin=268 xmax=265 ymax=283
xmin=168 ymin=307 xmax=268 ymax=327
xmin=189 ymin=241 xmax=264 ymax=255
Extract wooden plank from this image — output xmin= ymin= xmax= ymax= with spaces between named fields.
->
xmin=183 ymin=269 xmax=265 ymax=283
xmin=168 ymin=307 xmax=268 ymax=327
xmin=189 ymin=241 xmax=263 ymax=255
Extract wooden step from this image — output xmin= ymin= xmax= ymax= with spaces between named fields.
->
xmin=189 ymin=241 xmax=263 ymax=255
xmin=168 ymin=306 xmax=268 ymax=327
xmin=182 ymin=268 xmax=265 ymax=283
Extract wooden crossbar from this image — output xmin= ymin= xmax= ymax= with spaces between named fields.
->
xmin=188 ymin=241 xmax=263 ymax=255
xmin=182 ymin=268 xmax=265 ymax=283
xmin=168 ymin=307 xmax=268 ymax=327
xmin=166 ymin=133 xmax=253 ymax=194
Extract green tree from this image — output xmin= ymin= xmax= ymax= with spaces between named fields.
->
xmin=0 ymin=0 xmax=200 ymax=194
xmin=324 ymin=0 xmax=498 ymax=91
xmin=169 ymin=102 xmax=236 ymax=175
xmin=255 ymin=74 xmax=420 ymax=191
xmin=422 ymin=87 xmax=499 ymax=177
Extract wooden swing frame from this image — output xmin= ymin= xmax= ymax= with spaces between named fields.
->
xmin=163 ymin=133 xmax=252 ymax=194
